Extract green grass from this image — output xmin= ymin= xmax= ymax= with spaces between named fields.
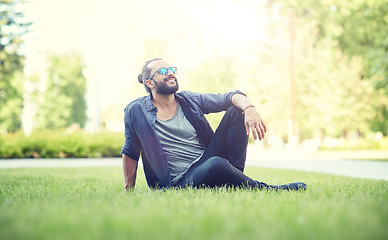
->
xmin=0 ymin=167 xmax=387 ymax=240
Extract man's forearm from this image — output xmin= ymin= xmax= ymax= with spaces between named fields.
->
xmin=122 ymin=154 xmax=138 ymax=190
xmin=232 ymin=93 xmax=254 ymax=111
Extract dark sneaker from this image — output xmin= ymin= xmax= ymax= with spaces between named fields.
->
xmin=267 ymin=182 xmax=307 ymax=191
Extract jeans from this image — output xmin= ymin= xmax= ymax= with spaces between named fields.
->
xmin=175 ymin=106 xmax=267 ymax=189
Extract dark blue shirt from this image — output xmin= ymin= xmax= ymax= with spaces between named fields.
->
xmin=121 ymin=90 xmax=244 ymax=188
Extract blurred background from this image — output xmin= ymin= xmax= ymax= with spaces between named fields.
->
xmin=0 ymin=0 xmax=387 ymax=158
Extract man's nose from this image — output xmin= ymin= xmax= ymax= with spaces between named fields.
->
xmin=167 ymin=70 xmax=175 ymax=76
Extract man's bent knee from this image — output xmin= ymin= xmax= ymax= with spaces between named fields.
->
xmin=206 ymin=156 xmax=231 ymax=171
xmin=225 ymin=106 xmax=243 ymax=118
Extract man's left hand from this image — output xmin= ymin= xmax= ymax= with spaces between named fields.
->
xmin=244 ymin=107 xmax=267 ymax=141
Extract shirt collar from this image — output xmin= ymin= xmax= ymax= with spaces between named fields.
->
xmin=174 ymin=93 xmax=186 ymax=105
xmin=146 ymin=94 xmax=156 ymax=112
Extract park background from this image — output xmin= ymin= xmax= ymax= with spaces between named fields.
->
xmin=0 ymin=0 xmax=387 ymax=157
xmin=1 ymin=1 xmax=388 ymax=240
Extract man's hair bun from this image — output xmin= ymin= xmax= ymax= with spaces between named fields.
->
xmin=138 ymin=74 xmax=143 ymax=84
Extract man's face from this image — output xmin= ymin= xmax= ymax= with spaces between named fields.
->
xmin=147 ymin=60 xmax=179 ymax=95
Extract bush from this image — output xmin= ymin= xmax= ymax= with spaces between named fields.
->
xmin=0 ymin=130 xmax=124 ymax=158
xmin=319 ymin=136 xmax=388 ymax=150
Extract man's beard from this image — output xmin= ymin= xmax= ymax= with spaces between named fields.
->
xmin=153 ymin=77 xmax=179 ymax=95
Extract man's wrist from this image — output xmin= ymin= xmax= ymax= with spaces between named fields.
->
xmin=242 ymin=105 xmax=255 ymax=113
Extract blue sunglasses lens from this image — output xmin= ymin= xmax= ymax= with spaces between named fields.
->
xmin=158 ymin=67 xmax=177 ymax=75
xmin=159 ymin=68 xmax=168 ymax=75
xmin=169 ymin=67 xmax=177 ymax=73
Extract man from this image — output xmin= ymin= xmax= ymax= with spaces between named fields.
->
xmin=121 ymin=58 xmax=306 ymax=191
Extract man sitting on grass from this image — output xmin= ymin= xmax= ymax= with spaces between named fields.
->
xmin=121 ymin=58 xmax=307 ymax=191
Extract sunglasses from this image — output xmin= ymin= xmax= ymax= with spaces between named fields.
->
xmin=149 ymin=67 xmax=177 ymax=80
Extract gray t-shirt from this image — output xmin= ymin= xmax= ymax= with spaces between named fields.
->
xmin=154 ymin=102 xmax=205 ymax=184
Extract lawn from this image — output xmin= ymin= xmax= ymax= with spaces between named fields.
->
xmin=0 ymin=166 xmax=387 ymax=240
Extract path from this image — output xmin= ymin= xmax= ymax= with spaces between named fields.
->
xmin=1 ymin=148 xmax=387 ymax=180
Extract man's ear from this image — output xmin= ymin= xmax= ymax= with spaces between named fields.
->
xmin=145 ymin=79 xmax=155 ymax=89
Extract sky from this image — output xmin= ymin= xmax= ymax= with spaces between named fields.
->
xmin=18 ymin=0 xmax=273 ymax=130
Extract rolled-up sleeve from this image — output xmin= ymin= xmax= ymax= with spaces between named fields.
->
xmin=183 ymin=90 xmax=246 ymax=114
xmin=121 ymin=107 xmax=141 ymax=160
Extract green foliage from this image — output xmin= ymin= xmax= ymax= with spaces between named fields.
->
xmin=334 ymin=0 xmax=388 ymax=134
xmin=0 ymin=71 xmax=23 ymax=133
xmin=294 ymin=40 xmax=381 ymax=137
xmin=0 ymin=167 xmax=387 ymax=240
xmin=0 ymin=0 xmax=30 ymax=133
xmin=0 ymin=130 xmax=124 ymax=158
xmin=277 ymin=0 xmax=388 ymax=135
xmin=320 ymin=136 xmax=388 ymax=151
xmin=335 ymin=0 xmax=388 ymax=78
xmin=35 ymin=51 xmax=87 ymax=129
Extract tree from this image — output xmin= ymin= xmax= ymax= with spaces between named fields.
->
xmin=335 ymin=0 xmax=388 ymax=134
xmin=277 ymin=0 xmax=388 ymax=135
xmin=35 ymin=51 xmax=87 ymax=129
xmin=0 ymin=0 xmax=30 ymax=133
